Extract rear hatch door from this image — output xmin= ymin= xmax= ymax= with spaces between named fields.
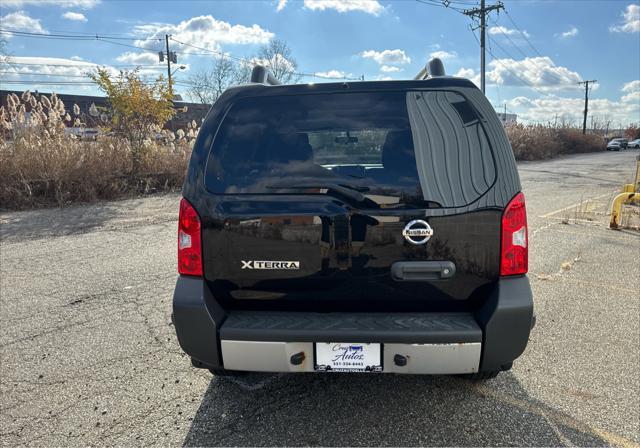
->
xmin=202 ymin=90 xmax=500 ymax=311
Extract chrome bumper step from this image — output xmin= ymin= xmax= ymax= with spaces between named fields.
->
xmin=220 ymin=340 xmax=481 ymax=374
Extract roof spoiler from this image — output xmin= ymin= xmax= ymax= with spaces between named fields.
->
xmin=250 ymin=65 xmax=281 ymax=85
xmin=414 ymin=58 xmax=446 ymax=80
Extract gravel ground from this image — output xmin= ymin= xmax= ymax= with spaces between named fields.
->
xmin=1 ymin=150 xmax=639 ymax=447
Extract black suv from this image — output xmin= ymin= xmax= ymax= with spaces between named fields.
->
xmin=173 ymin=61 xmax=534 ymax=379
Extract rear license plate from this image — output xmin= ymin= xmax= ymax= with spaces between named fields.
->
xmin=315 ymin=342 xmax=382 ymax=372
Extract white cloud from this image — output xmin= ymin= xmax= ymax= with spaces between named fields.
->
xmin=61 ymin=11 xmax=87 ymax=22
xmin=314 ymin=70 xmax=346 ymax=79
xmin=276 ymin=0 xmax=287 ymax=11
xmin=429 ymin=50 xmax=457 ymax=60
xmin=610 ymin=4 xmax=640 ymax=33
xmin=380 ymin=65 xmax=401 ymax=73
xmin=560 ymin=26 xmax=579 ymax=38
xmin=621 ymin=80 xmax=640 ymax=104
xmin=622 ymin=91 xmax=640 ymax=104
xmin=486 ymin=56 xmax=583 ymax=91
xmin=115 ymin=51 xmax=160 ymax=66
xmin=488 ymin=26 xmax=530 ymax=38
xmin=361 ymin=49 xmax=410 ymax=66
xmin=133 ymin=15 xmax=274 ymax=55
xmin=303 ymin=0 xmax=383 ymax=15
xmin=507 ymin=95 xmax=640 ymax=125
xmin=454 ymin=67 xmax=476 ymax=79
xmin=622 ymin=80 xmax=640 ymax=92
xmin=0 ymin=10 xmax=47 ymax=34
xmin=2 ymin=0 xmax=99 ymax=8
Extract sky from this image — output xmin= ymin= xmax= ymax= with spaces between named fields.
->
xmin=1 ymin=0 xmax=639 ymax=126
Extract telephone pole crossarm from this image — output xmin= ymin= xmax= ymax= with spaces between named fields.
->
xmin=462 ymin=1 xmax=504 ymax=17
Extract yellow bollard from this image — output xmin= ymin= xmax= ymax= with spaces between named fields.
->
xmin=610 ymin=192 xmax=639 ymax=229
xmin=609 ymin=156 xmax=640 ymax=229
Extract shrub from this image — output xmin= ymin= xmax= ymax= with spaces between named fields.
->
xmin=0 ymin=92 xmax=196 ymax=210
xmin=505 ymin=123 xmax=603 ymax=161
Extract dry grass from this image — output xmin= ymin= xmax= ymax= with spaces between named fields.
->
xmin=0 ymin=91 xmax=610 ymax=210
xmin=506 ymin=123 xmax=604 ymax=161
xmin=0 ymin=92 xmax=195 ymax=210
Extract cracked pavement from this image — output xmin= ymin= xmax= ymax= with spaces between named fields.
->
xmin=1 ymin=151 xmax=639 ymax=447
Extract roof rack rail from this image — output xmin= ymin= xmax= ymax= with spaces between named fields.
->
xmin=250 ymin=65 xmax=281 ymax=85
xmin=414 ymin=57 xmax=446 ymax=80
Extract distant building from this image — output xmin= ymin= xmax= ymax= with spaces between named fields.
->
xmin=496 ymin=112 xmax=517 ymax=125
xmin=0 ymin=90 xmax=211 ymax=131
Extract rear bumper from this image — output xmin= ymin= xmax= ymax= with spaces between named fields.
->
xmin=172 ymin=275 xmax=534 ymax=374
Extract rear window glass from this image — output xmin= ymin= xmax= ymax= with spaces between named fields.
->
xmin=205 ymin=90 xmax=495 ymax=208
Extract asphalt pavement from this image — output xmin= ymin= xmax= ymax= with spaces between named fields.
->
xmin=1 ymin=150 xmax=639 ymax=447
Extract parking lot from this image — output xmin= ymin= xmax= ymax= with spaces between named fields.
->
xmin=1 ymin=151 xmax=638 ymax=447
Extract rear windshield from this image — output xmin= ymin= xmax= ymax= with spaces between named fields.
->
xmin=205 ymin=90 xmax=496 ymax=208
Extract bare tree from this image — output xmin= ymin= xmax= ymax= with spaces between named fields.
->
xmin=233 ymin=60 xmax=253 ymax=85
xmin=186 ymin=38 xmax=300 ymax=101
xmin=256 ymin=38 xmax=300 ymax=84
xmin=186 ymin=56 xmax=237 ymax=105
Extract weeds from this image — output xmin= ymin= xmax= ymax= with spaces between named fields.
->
xmin=0 ymin=91 xmax=610 ymax=210
xmin=0 ymin=92 xmax=196 ymax=210
xmin=505 ymin=123 xmax=603 ymax=161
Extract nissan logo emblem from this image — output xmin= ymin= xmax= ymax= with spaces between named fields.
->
xmin=402 ymin=219 xmax=433 ymax=245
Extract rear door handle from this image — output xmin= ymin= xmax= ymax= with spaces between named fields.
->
xmin=391 ymin=261 xmax=456 ymax=281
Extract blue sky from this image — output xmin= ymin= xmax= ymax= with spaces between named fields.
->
xmin=1 ymin=0 xmax=639 ymax=125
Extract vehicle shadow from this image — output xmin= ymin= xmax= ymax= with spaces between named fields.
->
xmin=183 ymin=371 xmax=609 ymax=447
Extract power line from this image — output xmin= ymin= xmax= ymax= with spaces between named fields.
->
xmin=414 ymin=0 xmax=468 ymax=14
xmin=487 ymin=34 xmax=502 ymax=106
xmin=6 ymin=61 xmax=164 ymax=68
xmin=170 ymin=37 xmax=361 ymax=81
xmin=0 ymin=71 xmax=164 ymax=79
xmin=503 ymin=10 xmax=544 ymax=58
xmin=486 ymin=14 xmax=569 ymax=87
xmin=1 ymin=80 xmax=96 ymax=85
xmin=468 ymin=26 xmax=553 ymax=98
xmin=462 ymin=0 xmax=504 ymax=93
xmin=1 ymin=28 xmax=360 ymax=82
xmin=1 ymin=71 xmax=93 ymax=78
xmin=486 ymin=16 xmax=528 ymax=60
xmin=0 ymin=29 xmax=163 ymax=54
xmin=487 ymin=34 xmax=573 ymax=88
xmin=0 ymin=29 xmax=160 ymax=42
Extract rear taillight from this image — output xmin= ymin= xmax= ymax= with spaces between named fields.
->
xmin=500 ymin=192 xmax=528 ymax=276
xmin=178 ymin=198 xmax=202 ymax=276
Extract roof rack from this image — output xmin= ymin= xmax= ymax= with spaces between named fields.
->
xmin=414 ymin=57 xmax=446 ymax=80
xmin=250 ymin=65 xmax=281 ymax=85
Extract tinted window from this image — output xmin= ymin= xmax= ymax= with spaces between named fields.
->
xmin=205 ymin=91 xmax=495 ymax=208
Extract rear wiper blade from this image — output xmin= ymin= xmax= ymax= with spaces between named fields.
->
xmin=265 ymin=182 xmax=371 ymax=204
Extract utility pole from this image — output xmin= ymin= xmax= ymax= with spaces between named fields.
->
xmin=463 ymin=0 xmax=504 ymax=93
xmin=578 ymin=80 xmax=597 ymax=134
xmin=165 ymin=34 xmax=172 ymax=96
